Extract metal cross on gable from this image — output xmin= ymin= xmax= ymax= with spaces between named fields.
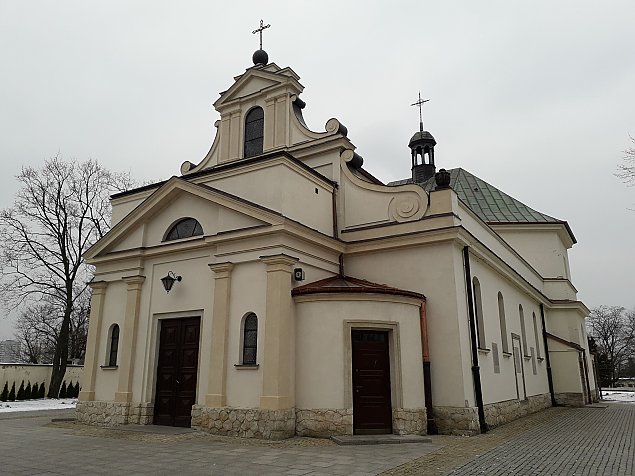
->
xmin=411 ymin=92 xmax=430 ymax=132
xmin=252 ymin=19 xmax=271 ymax=50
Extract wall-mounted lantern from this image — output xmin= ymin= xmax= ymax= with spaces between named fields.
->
xmin=161 ymin=271 xmax=182 ymax=293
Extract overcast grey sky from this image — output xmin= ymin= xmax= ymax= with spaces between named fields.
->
xmin=1 ymin=1 xmax=634 ymax=339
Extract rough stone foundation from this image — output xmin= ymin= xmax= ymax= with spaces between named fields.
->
xmin=433 ymin=394 xmax=551 ymax=435
xmin=483 ymin=393 xmax=551 ymax=428
xmin=296 ymin=408 xmax=352 ymax=437
xmin=555 ymin=392 xmax=585 ymax=407
xmin=433 ymin=406 xmax=480 ymax=435
xmin=191 ymin=406 xmax=295 ymax=440
xmin=392 ymin=408 xmax=427 ymax=435
xmin=75 ymin=401 xmax=154 ymax=425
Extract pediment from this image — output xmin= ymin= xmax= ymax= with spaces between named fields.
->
xmin=86 ymin=178 xmax=283 ymax=259
xmin=214 ymin=68 xmax=303 ymax=109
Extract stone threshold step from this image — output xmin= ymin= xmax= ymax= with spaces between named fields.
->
xmin=106 ymin=424 xmax=196 ymax=435
xmin=331 ymin=435 xmax=432 ymax=446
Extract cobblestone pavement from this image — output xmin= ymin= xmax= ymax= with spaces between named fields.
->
xmin=0 ymin=403 xmax=633 ymax=475
xmin=382 ymin=403 xmax=635 ymax=476
xmin=0 ymin=410 xmax=442 ymax=475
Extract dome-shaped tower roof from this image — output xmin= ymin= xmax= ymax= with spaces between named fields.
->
xmin=408 ymin=130 xmax=437 ymax=148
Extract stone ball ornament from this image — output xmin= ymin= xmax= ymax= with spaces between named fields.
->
xmin=252 ymin=49 xmax=269 ymax=65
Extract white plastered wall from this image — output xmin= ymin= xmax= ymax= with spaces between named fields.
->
xmin=467 ymin=254 xmax=549 ymax=403
xmin=199 ymin=161 xmax=334 ymax=236
xmin=345 ymin=242 xmax=473 ymax=408
xmin=94 ymin=280 xmax=127 ymax=400
xmin=548 ymin=339 xmax=584 ymax=395
xmin=495 ymin=229 xmax=571 ymax=279
xmin=225 ymin=260 xmax=267 ymax=408
xmin=294 ymin=298 xmax=424 ymax=411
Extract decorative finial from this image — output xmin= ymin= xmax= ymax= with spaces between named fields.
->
xmin=411 ymin=92 xmax=430 ymax=133
xmin=252 ymin=19 xmax=270 ymax=50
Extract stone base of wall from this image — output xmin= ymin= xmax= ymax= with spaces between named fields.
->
xmin=191 ymin=406 xmax=295 ymax=440
xmin=433 ymin=394 xmax=551 ymax=435
xmin=433 ymin=406 xmax=480 ymax=435
xmin=296 ymin=408 xmax=352 ymax=437
xmin=483 ymin=393 xmax=551 ymax=429
xmin=555 ymin=392 xmax=585 ymax=407
xmin=76 ymin=401 xmax=154 ymax=425
xmin=392 ymin=408 xmax=427 ymax=435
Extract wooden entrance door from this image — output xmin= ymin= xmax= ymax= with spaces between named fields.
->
xmin=153 ymin=317 xmax=200 ymax=427
xmin=512 ymin=334 xmax=526 ymax=400
xmin=352 ymin=330 xmax=392 ymax=434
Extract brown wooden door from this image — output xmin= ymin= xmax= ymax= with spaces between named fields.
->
xmin=153 ymin=317 xmax=200 ymax=427
xmin=352 ymin=330 xmax=392 ymax=434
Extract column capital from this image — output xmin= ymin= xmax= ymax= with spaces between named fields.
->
xmin=208 ymin=262 xmax=234 ymax=279
xmin=88 ymin=280 xmax=109 ymax=294
xmin=122 ymin=275 xmax=146 ymax=289
xmin=259 ymin=253 xmax=299 ymax=272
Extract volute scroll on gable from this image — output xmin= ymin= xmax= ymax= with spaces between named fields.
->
xmin=339 ymin=148 xmax=429 ymax=229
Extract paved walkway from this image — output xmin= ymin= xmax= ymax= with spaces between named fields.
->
xmin=0 ymin=403 xmax=633 ymax=475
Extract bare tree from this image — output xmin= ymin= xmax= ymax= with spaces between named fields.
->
xmin=15 ymin=301 xmax=58 ymax=364
xmin=617 ymin=135 xmax=635 ymax=186
xmin=0 ymin=156 xmax=133 ymax=397
xmin=14 ymin=288 xmax=91 ymax=365
xmin=587 ymin=305 xmax=635 ymax=386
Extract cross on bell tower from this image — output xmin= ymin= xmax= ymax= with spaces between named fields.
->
xmin=408 ymin=91 xmax=437 ymax=183
xmin=411 ymin=92 xmax=430 ymax=133
xmin=251 ymin=19 xmax=271 ymax=66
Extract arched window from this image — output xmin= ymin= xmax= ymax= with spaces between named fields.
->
xmin=472 ymin=277 xmax=486 ymax=349
xmin=164 ymin=218 xmax=203 ymax=241
xmin=244 ymin=107 xmax=264 ymax=158
xmin=107 ymin=324 xmax=119 ymax=367
xmin=498 ymin=292 xmax=509 ymax=353
xmin=519 ymin=304 xmax=528 ymax=356
xmin=533 ymin=312 xmax=542 ymax=358
xmin=241 ymin=313 xmax=258 ymax=365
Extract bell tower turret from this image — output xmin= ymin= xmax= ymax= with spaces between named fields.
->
xmin=409 ymin=92 xmax=437 ymax=183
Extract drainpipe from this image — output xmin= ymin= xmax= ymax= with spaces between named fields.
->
xmin=331 ymin=183 xmax=339 ymax=239
xmin=462 ymin=246 xmax=488 ymax=434
xmin=419 ymin=302 xmax=437 ymax=434
xmin=582 ymin=349 xmax=592 ymax=404
xmin=592 ymin=354 xmax=602 ymax=400
xmin=539 ymin=304 xmax=557 ymax=407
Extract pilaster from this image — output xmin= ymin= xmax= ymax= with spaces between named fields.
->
xmin=259 ymin=254 xmax=298 ymax=410
xmin=115 ymin=275 xmax=145 ymax=403
xmin=78 ymin=281 xmax=109 ymax=402
xmin=205 ymin=262 xmax=234 ymax=407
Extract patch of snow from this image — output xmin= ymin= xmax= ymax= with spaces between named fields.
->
xmin=601 ymin=390 xmax=635 ymax=403
xmin=0 ymin=398 xmax=77 ymax=412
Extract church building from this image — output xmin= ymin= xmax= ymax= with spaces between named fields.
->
xmin=77 ymin=42 xmax=597 ymax=438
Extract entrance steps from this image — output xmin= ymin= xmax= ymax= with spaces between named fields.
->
xmin=331 ymin=434 xmax=432 ymax=445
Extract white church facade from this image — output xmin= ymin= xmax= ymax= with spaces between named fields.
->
xmin=77 ymin=46 xmax=596 ymax=438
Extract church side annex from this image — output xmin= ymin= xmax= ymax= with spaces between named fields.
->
xmin=77 ymin=38 xmax=597 ymax=439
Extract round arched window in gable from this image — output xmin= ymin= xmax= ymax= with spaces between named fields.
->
xmin=164 ymin=218 xmax=203 ymax=241
xmin=244 ymin=106 xmax=264 ymax=158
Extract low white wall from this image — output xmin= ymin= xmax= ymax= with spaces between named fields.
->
xmin=1 ymin=364 xmax=83 ymax=393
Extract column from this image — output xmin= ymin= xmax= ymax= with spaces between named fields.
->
xmin=259 ymin=254 xmax=298 ymax=410
xmin=205 ymin=262 xmax=234 ymax=407
xmin=115 ymin=275 xmax=146 ymax=403
xmin=229 ymin=111 xmax=240 ymax=160
xmin=78 ymin=281 xmax=109 ymax=401
xmin=264 ymin=97 xmax=276 ymax=150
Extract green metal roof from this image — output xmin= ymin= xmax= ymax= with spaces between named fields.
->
xmin=389 ymin=168 xmax=575 ymax=241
